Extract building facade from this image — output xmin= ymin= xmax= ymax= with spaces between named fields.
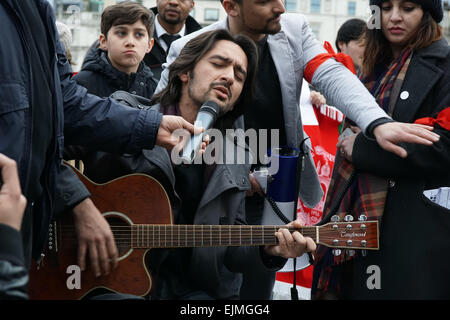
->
xmin=53 ymin=0 xmax=450 ymax=72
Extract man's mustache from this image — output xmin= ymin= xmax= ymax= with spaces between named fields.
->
xmin=210 ymin=82 xmax=232 ymax=99
xmin=268 ymin=13 xmax=282 ymax=22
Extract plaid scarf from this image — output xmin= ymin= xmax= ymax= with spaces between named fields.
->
xmin=312 ymin=49 xmax=413 ymax=299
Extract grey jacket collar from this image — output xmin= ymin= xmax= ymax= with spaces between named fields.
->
xmin=143 ymin=104 xmax=251 ymax=209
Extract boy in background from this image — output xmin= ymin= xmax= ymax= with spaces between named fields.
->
xmin=66 ymin=1 xmax=157 ymax=183
xmin=335 ymin=18 xmax=366 ymax=72
xmin=73 ymin=1 xmax=157 ymax=99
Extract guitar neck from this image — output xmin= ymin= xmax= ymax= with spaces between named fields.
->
xmin=127 ymin=225 xmax=316 ymax=248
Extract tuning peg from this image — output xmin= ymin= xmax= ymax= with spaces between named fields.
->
xmin=358 ymin=214 xmax=367 ymax=221
xmin=347 ymin=250 xmax=355 ymax=257
xmin=332 ymin=249 xmax=342 ymax=256
xmin=344 ymin=215 xmax=354 ymax=222
xmin=331 ymin=215 xmax=340 ymax=222
xmin=361 ymin=250 xmax=367 ymax=257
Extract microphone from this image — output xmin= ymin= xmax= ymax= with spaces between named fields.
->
xmin=180 ymin=101 xmax=221 ymax=164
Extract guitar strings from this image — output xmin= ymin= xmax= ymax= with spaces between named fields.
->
xmin=55 ymin=226 xmax=370 ymax=247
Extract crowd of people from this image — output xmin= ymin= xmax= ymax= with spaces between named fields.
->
xmin=0 ymin=0 xmax=448 ymax=300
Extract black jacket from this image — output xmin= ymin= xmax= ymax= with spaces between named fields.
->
xmin=73 ymin=48 xmax=157 ymax=99
xmin=0 ymin=0 xmax=162 ymax=265
xmin=81 ymin=7 xmax=202 ymax=82
xmin=67 ymin=49 xmax=157 ymax=183
xmin=0 ymin=224 xmax=28 ymax=299
xmin=317 ymin=38 xmax=450 ymax=299
xmin=144 ymin=7 xmax=202 ymax=80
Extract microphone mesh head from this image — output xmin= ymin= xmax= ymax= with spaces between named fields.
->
xmin=200 ymin=101 xmax=221 ymax=122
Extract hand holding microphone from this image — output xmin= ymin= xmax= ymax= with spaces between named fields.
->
xmin=180 ymin=101 xmax=221 ymax=164
xmin=156 ymin=115 xmax=205 ymax=151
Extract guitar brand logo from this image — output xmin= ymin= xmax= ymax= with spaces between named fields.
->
xmin=66 ymin=265 xmax=81 ymax=290
xmin=340 ymin=231 xmax=366 ymax=238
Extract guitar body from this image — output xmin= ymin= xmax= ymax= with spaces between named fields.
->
xmin=28 ymin=166 xmax=380 ymax=300
xmin=28 ymin=170 xmax=173 ymax=300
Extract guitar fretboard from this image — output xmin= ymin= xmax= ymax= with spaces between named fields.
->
xmin=124 ymin=225 xmax=317 ymax=248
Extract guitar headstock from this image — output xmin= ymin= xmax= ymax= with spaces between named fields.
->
xmin=317 ymin=220 xmax=379 ymax=250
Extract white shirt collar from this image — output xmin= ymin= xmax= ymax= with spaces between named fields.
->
xmin=155 ymin=14 xmax=186 ymax=51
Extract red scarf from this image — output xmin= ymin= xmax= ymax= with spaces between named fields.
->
xmin=415 ymin=107 xmax=450 ymax=130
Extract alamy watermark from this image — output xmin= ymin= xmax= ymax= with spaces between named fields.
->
xmin=367 ymin=5 xmax=382 ymax=30
xmin=66 ymin=265 xmax=81 ymax=290
xmin=366 ymin=265 xmax=381 ymax=290
xmin=170 ymin=128 xmax=284 ymax=175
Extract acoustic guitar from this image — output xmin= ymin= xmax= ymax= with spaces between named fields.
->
xmin=28 ymin=167 xmax=379 ymax=300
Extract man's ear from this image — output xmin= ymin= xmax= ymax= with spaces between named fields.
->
xmin=221 ymin=0 xmax=239 ymax=17
xmin=337 ymin=41 xmax=346 ymax=53
xmin=179 ymin=71 xmax=190 ymax=83
xmin=99 ymin=33 xmax=108 ymax=50
xmin=147 ymin=38 xmax=155 ymax=53
xmin=190 ymin=0 xmax=195 ymax=11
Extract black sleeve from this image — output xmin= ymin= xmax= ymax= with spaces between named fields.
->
xmin=352 ymin=122 xmax=450 ymax=179
xmin=258 ymin=245 xmax=288 ymax=269
xmin=52 ymin=163 xmax=91 ymax=219
xmin=224 ymin=197 xmax=287 ymax=273
xmin=0 ymin=224 xmax=29 ymax=300
xmin=365 ymin=117 xmax=395 ymax=139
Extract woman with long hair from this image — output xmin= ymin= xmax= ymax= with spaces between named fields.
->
xmin=312 ymin=0 xmax=450 ymax=299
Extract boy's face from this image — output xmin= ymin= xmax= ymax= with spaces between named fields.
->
xmin=99 ymin=20 xmax=154 ymax=74
xmin=338 ymin=40 xmax=365 ymax=69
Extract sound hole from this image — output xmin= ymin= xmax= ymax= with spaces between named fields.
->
xmin=106 ymin=216 xmax=131 ymax=258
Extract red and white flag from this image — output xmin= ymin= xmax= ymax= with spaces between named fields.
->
xmin=273 ymin=80 xmax=344 ymax=300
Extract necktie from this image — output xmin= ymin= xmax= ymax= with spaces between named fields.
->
xmin=161 ymin=34 xmax=181 ymax=52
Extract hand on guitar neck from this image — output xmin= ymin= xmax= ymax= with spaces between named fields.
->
xmin=264 ymin=218 xmax=316 ymax=259
xmin=28 ymin=168 xmax=379 ymax=300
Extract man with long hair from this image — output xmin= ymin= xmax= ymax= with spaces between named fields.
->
xmin=147 ymin=29 xmax=316 ymax=299
xmin=154 ymin=0 xmax=440 ymax=299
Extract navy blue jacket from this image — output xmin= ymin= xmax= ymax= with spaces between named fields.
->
xmin=0 ymin=0 xmax=162 ymax=262
xmin=73 ymin=48 xmax=157 ymax=99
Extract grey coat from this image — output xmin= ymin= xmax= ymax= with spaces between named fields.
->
xmin=119 ymin=104 xmax=287 ymax=299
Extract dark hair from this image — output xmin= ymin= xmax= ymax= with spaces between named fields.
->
xmin=362 ymin=11 xmax=443 ymax=76
xmin=335 ymin=18 xmax=367 ymax=52
xmin=151 ymin=29 xmax=258 ymax=131
xmin=101 ymin=1 xmax=155 ymax=39
xmin=220 ymin=0 xmax=243 ymax=4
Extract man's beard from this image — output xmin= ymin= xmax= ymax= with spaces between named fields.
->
xmin=161 ymin=12 xmax=181 ymax=25
xmin=187 ymin=72 xmax=233 ymax=114
xmin=261 ymin=16 xmax=282 ymax=35
xmin=243 ymin=14 xmax=282 ymax=35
